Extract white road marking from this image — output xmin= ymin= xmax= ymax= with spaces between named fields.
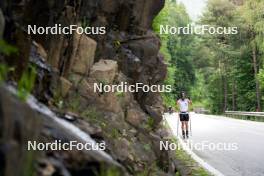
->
xmin=164 ymin=113 xmax=224 ymax=176
xmin=165 ymin=112 xmax=264 ymax=176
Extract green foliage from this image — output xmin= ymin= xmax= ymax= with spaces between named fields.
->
xmin=154 ymin=0 xmax=264 ymax=112
xmin=196 ymin=0 xmax=264 ymax=112
xmin=165 ymin=134 xmax=210 ymax=176
xmin=97 ymin=166 xmax=121 ymax=176
xmin=258 ymin=69 xmax=264 ymax=89
xmin=153 ymin=0 xmax=196 ymax=108
xmin=81 ymin=16 xmax=90 ymax=28
xmin=0 ymin=40 xmax=36 ymax=101
xmin=0 ymin=64 xmax=14 ymax=83
xmin=0 ymin=40 xmax=17 ymax=83
xmin=110 ymin=128 xmax=120 ymax=139
xmin=0 ymin=64 xmax=7 ymax=82
xmin=136 ymin=162 xmax=160 ymax=176
xmin=0 ymin=40 xmax=18 ymax=56
xmin=190 ymin=71 xmax=209 ymax=108
xmin=66 ymin=94 xmax=81 ymax=112
xmin=22 ymin=150 xmax=35 ymax=176
xmin=53 ymin=92 xmax=64 ymax=109
xmin=143 ymin=143 xmax=151 ymax=151
xmin=81 ymin=107 xmax=100 ymax=121
xmin=113 ymin=40 xmax=121 ymax=49
xmin=146 ymin=117 xmax=155 ymax=130
xmin=17 ymin=65 xmax=36 ymax=101
xmin=136 ymin=168 xmax=149 ymax=176
xmin=115 ymin=91 xmax=124 ymax=98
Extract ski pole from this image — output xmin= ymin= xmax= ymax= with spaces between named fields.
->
xmin=177 ymin=112 xmax=179 ymax=136
xmin=189 ymin=113 xmax=192 ymax=136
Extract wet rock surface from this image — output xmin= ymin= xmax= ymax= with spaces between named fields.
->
xmin=0 ymin=86 xmax=124 ymax=176
xmin=0 ymin=0 xmax=178 ymax=175
xmin=0 ymin=9 xmax=4 ymax=38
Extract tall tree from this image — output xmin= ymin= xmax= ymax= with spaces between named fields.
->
xmin=241 ymin=0 xmax=264 ymax=111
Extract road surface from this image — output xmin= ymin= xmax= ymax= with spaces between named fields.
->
xmin=165 ymin=112 xmax=264 ymax=176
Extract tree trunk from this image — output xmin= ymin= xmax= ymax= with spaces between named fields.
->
xmin=223 ymin=75 xmax=228 ymax=112
xmin=221 ymin=60 xmax=228 ymax=112
xmin=232 ymin=81 xmax=236 ymax=111
xmin=252 ymin=43 xmax=261 ymax=111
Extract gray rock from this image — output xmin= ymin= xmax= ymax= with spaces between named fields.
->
xmin=126 ymin=106 xmax=147 ymax=127
xmin=90 ymin=59 xmax=118 ymax=84
xmin=0 ymin=86 xmax=42 ymax=176
xmin=70 ymin=32 xmax=97 ymax=75
xmin=58 ymin=77 xmax=72 ymax=98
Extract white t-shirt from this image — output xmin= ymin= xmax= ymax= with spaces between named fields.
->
xmin=177 ymin=99 xmax=190 ymax=112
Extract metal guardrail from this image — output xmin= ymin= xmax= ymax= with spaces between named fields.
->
xmin=194 ymin=107 xmax=210 ymax=114
xmin=225 ymin=111 xmax=264 ymax=117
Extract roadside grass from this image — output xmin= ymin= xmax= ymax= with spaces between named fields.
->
xmin=171 ymin=137 xmax=211 ymax=176
xmin=163 ymin=120 xmax=212 ymax=176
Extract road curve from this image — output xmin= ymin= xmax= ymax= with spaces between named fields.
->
xmin=165 ymin=112 xmax=264 ymax=176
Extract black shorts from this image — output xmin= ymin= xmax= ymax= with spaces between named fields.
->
xmin=179 ymin=113 xmax=189 ymax=121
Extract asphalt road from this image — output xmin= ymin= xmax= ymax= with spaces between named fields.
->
xmin=165 ymin=112 xmax=264 ymax=176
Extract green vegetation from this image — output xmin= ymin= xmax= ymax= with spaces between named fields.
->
xmin=0 ymin=64 xmax=14 ymax=83
xmin=97 ymin=166 xmax=121 ymax=176
xmin=53 ymin=91 xmax=64 ymax=109
xmin=22 ymin=150 xmax=36 ymax=176
xmin=168 ymin=133 xmax=210 ymax=176
xmin=136 ymin=162 xmax=160 ymax=176
xmin=81 ymin=16 xmax=90 ymax=28
xmin=153 ymin=0 xmax=264 ymax=113
xmin=115 ymin=91 xmax=124 ymax=98
xmin=110 ymin=128 xmax=120 ymax=139
xmin=161 ymin=117 xmax=210 ymax=175
xmin=153 ymin=0 xmax=196 ymax=108
xmin=226 ymin=114 xmax=264 ymax=122
xmin=18 ymin=65 xmax=37 ymax=100
xmin=0 ymin=39 xmax=36 ymax=101
xmin=145 ymin=116 xmax=155 ymax=130
xmin=65 ymin=93 xmax=81 ymax=112
xmin=113 ymin=40 xmax=121 ymax=49
xmin=143 ymin=143 xmax=151 ymax=151
xmin=81 ymin=107 xmax=102 ymax=122
xmin=0 ymin=40 xmax=17 ymax=83
xmin=0 ymin=40 xmax=18 ymax=56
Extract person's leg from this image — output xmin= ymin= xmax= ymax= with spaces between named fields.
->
xmin=181 ymin=121 xmax=185 ymax=138
xmin=179 ymin=113 xmax=185 ymax=139
xmin=180 ymin=114 xmax=186 ymax=139
xmin=185 ymin=121 xmax=189 ymax=138
xmin=185 ymin=114 xmax=190 ymax=138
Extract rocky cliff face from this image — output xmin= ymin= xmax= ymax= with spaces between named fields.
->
xmin=0 ymin=0 xmax=174 ymax=175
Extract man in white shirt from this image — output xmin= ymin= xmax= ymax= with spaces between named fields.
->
xmin=177 ymin=92 xmax=192 ymax=139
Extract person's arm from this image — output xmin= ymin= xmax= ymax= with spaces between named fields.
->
xmin=188 ymin=99 xmax=192 ymax=111
xmin=188 ymin=99 xmax=192 ymax=105
xmin=176 ymin=100 xmax=179 ymax=112
xmin=176 ymin=100 xmax=180 ymax=108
